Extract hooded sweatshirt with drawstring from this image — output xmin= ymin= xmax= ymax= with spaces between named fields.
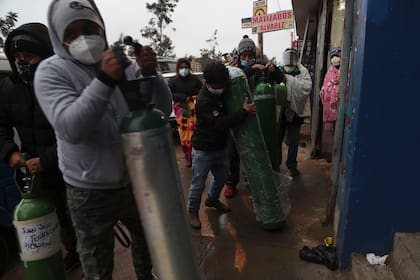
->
xmin=34 ymin=0 xmax=172 ymax=190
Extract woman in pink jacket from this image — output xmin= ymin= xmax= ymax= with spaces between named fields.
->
xmin=320 ymin=48 xmax=341 ymax=161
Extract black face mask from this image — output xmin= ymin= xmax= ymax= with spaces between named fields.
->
xmin=15 ymin=61 xmax=39 ymax=83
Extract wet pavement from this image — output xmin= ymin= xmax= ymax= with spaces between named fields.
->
xmin=1 ymin=124 xmax=348 ymax=280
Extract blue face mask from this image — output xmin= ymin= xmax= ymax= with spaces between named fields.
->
xmin=179 ymin=68 xmax=189 ymax=77
xmin=240 ymin=60 xmax=254 ymax=67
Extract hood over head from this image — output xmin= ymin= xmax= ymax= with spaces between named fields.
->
xmin=4 ymin=22 xmax=54 ymax=78
xmin=47 ymin=0 xmax=106 ymax=60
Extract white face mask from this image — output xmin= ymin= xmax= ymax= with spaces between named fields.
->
xmin=331 ymin=56 xmax=341 ymax=67
xmin=284 ymin=65 xmax=296 ymax=73
xmin=207 ymin=86 xmax=224 ymax=95
xmin=68 ymin=34 xmax=106 ymax=65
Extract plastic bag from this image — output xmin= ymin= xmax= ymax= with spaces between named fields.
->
xmin=299 ymin=244 xmax=338 ymax=271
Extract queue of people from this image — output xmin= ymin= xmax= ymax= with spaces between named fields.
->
xmin=0 ymin=0 xmax=316 ymax=277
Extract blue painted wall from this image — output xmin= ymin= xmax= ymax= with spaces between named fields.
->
xmin=336 ymin=0 xmax=420 ymax=268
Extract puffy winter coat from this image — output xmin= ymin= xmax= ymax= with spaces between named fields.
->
xmin=0 ymin=23 xmax=63 ymax=189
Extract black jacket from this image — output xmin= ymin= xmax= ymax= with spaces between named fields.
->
xmin=192 ymin=87 xmax=248 ymax=151
xmin=0 ymin=23 xmax=63 ymax=189
xmin=168 ymin=74 xmax=203 ymax=102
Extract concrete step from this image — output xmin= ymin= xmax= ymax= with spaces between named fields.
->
xmin=391 ymin=232 xmax=420 ymax=280
xmin=350 ymin=254 xmax=396 ymax=280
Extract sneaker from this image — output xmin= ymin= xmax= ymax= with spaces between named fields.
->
xmin=64 ymin=250 xmax=80 ymax=272
xmin=223 ymin=184 xmax=236 ymax=198
xmin=290 ymin=168 xmax=301 ymax=177
xmin=205 ymin=197 xmax=231 ymax=212
xmin=189 ymin=212 xmax=201 ymax=229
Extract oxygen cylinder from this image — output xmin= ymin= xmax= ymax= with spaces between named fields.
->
xmin=224 ymin=66 xmax=288 ymax=230
xmin=120 ymin=78 xmax=199 ymax=280
xmin=275 ymin=82 xmax=288 ymax=123
xmin=252 ymin=76 xmax=278 ymax=171
xmin=12 ymin=154 xmax=65 ymax=280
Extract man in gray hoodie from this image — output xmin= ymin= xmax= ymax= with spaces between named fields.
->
xmin=34 ymin=0 xmax=172 ymax=279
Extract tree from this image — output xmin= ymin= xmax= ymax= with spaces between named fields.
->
xmin=141 ymin=0 xmax=178 ymax=57
xmin=198 ymin=29 xmax=223 ymax=69
xmin=0 ymin=12 xmax=18 ymax=49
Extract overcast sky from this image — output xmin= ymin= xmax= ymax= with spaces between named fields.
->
xmin=0 ymin=0 xmax=295 ymax=61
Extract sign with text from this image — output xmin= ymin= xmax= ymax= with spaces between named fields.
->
xmin=242 ymin=17 xmax=252 ymax=29
xmin=253 ymin=0 xmax=267 ymax=17
xmin=252 ymin=10 xmax=295 ymax=34
xmin=14 ymin=212 xmax=61 ymax=261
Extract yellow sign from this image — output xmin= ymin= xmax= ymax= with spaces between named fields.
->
xmin=252 ymin=10 xmax=295 ymax=34
xmin=253 ymin=0 xmax=267 ymax=17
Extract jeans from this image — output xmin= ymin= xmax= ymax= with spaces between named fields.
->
xmin=66 ymin=185 xmax=152 ymax=280
xmin=188 ymin=148 xmax=228 ymax=212
xmin=40 ymin=186 xmax=77 ymax=253
xmin=278 ymin=113 xmax=304 ymax=170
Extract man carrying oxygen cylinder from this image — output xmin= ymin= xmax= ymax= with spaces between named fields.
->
xmin=223 ymin=35 xmax=283 ymax=198
xmin=0 ymin=22 xmax=80 ymax=271
xmin=34 ymin=0 xmax=172 ymax=278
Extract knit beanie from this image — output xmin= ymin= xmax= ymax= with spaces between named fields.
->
xmin=329 ymin=48 xmax=342 ymax=58
xmin=51 ymin=0 xmax=105 ymax=42
xmin=237 ymin=35 xmax=256 ymax=56
xmin=9 ymin=34 xmax=51 ymax=58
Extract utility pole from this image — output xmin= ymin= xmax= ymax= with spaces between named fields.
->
xmin=291 ymin=31 xmax=294 ymax=47
xmin=258 ymin=33 xmax=264 ymax=54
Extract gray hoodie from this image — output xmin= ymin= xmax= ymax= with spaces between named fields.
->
xmin=34 ymin=0 xmax=172 ymax=190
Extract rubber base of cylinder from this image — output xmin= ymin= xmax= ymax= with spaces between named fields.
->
xmin=260 ymin=220 xmax=287 ymax=231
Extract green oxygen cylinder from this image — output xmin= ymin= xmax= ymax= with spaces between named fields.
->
xmin=275 ymin=82 xmax=288 ymax=124
xmin=224 ymin=66 xmax=287 ymax=230
xmin=12 ymin=153 xmax=66 ymax=280
xmin=252 ymin=75 xmax=279 ymax=172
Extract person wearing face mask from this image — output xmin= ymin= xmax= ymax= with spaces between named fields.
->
xmin=168 ymin=58 xmax=203 ymax=167
xmin=187 ymin=62 xmax=256 ymax=229
xmin=33 ymin=0 xmax=172 ymax=278
xmin=319 ymin=48 xmax=341 ymax=161
xmin=277 ymin=48 xmax=312 ymax=177
xmin=0 ymin=22 xmax=80 ymax=271
xmin=223 ymin=35 xmax=283 ymax=198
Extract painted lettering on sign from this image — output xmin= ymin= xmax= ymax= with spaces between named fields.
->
xmin=252 ymin=10 xmax=295 ymax=34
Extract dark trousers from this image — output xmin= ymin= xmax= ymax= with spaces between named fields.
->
xmin=66 ymin=185 xmax=152 ymax=280
xmin=41 ymin=186 xmax=77 ymax=252
xmin=278 ymin=113 xmax=304 ymax=170
xmin=225 ymin=134 xmax=240 ymax=186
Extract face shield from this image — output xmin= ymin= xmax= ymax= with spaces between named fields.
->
xmin=282 ymin=49 xmax=298 ymax=66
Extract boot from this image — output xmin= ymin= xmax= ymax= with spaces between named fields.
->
xmin=205 ymin=197 xmax=231 ymax=212
xmin=189 ymin=212 xmax=201 ymax=229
